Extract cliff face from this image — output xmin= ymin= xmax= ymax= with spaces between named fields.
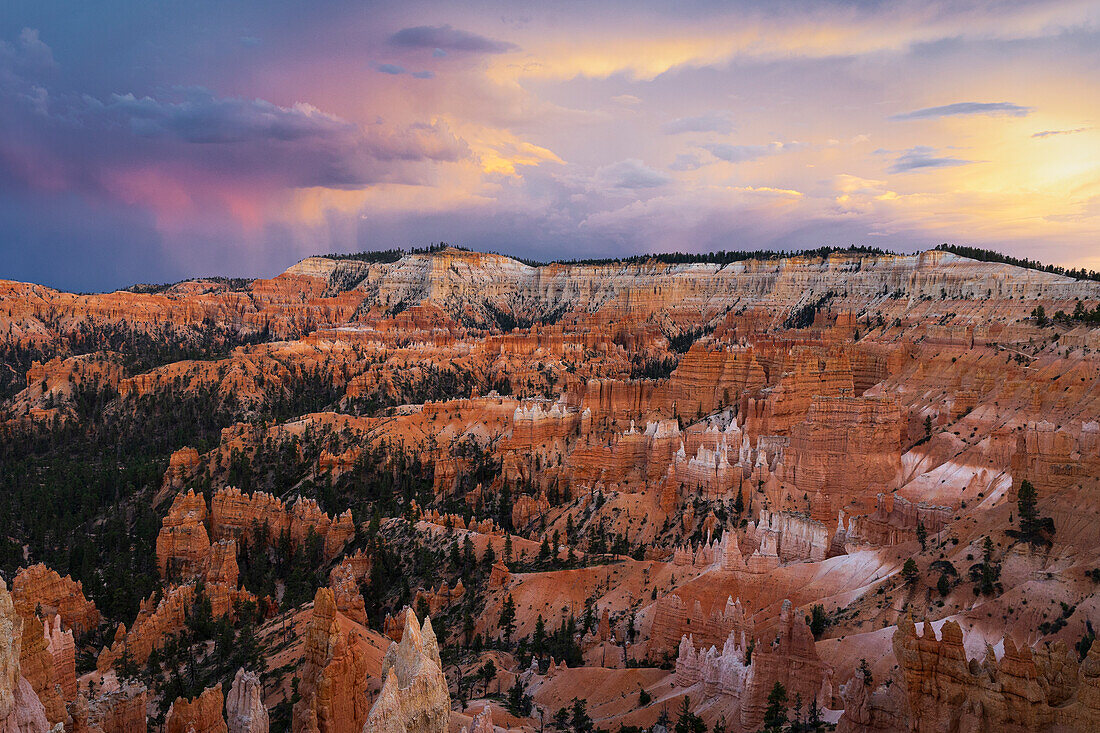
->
xmin=10 ymin=592 xmax=67 ymax=726
xmin=784 ymin=395 xmax=903 ymax=520
xmin=156 ymin=489 xmax=212 ymax=581
xmin=96 ymin=581 xmax=254 ymax=673
xmin=673 ymin=598 xmax=829 ymax=730
xmin=7 ymin=248 xmax=1097 ymax=359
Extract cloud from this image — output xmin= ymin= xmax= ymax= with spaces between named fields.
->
xmin=611 ymin=94 xmax=642 ymax=106
xmin=377 ymin=63 xmax=434 ymax=79
xmin=101 ymin=89 xmax=355 ymax=144
xmin=1 ymin=76 xmax=471 ymax=203
xmin=2 ymin=28 xmax=56 ymax=70
xmin=889 ymin=146 xmax=973 ymax=173
xmin=389 ymin=25 xmax=517 ymax=54
xmin=701 ymin=141 xmax=800 ymax=163
xmin=669 ymin=153 xmax=704 ymax=171
xmin=891 ymin=102 xmax=1032 ymax=120
xmin=662 ymin=110 xmax=734 ymax=135
xmin=1031 ymin=127 xmax=1089 ymax=138
xmin=595 ymin=159 xmax=671 ymax=189
xmin=432 ymin=48 xmax=447 ymax=58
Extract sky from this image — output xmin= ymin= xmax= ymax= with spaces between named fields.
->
xmin=0 ymin=0 xmax=1098 ymax=291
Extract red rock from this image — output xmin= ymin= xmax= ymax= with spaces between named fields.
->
xmin=165 ymin=686 xmax=227 ymax=733
xmin=1 ymin=578 xmax=50 ymax=733
xmin=156 ymin=490 xmax=211 ymax=581
xmin=43 ymin=617 xmax=75 ymax=701
xmin=68 ymin=682 xmax=148 ymax=733
xmin=11 ymin=564 xmax=100 ymax=638
xmin=292 ymin=588 xmax=371 ymax=733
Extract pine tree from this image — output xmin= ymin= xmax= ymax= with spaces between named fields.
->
xmin=763 ymin=682 xmax=787 ymax=731
xmin=674 ymin=696 xmax=706 ymax=733
xmin=499 ymin=594 xmax=517 ymax=642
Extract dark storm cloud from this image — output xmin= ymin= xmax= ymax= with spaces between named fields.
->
xmin=891 ymin=102 xmax=1031 ymax=120
xmin=0 ymin=59 xmax=468 ymax=194
xmin=389 ymin=25 xmax=517 ymax=54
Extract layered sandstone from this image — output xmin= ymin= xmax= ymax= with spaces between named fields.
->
xmin=673 ymin=599 xmax=829 ymax=730
xmin=97 ymin=582 xmax=253 ymax=672
xmin=874 ymin=618 xmax=1100 ymax=732
xmin=210 ymin=488 xmax=353 ymax=560
xmin=42 ymin=617 xmax=75 ymax=701
xmin=10 ymin=594 xmax=66 ymax=725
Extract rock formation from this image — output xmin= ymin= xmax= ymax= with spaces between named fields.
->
xmin=738 ymin=600 xmax=830 ymax=729
xmin=1 ymin=578 xmax=50 ymax=733
xmin=853 ymin=617 xmax=1100 ymax=732
xmin=165 ymin=686 xmax=228 ymax=733
xmin=651 ymin=594 xmax=751 ymax=657
xmin=226 ymin=668 xmax=268 ymax=733
xmin=97 ymin=581 xmax=254 ymax=672
xmin=156 ymin=490 xmax=212 ymax=580
xmin=11 ymin=565 xmax=99 ymax=638
xmin=41 ymin=618 xmax=74 ymax=701
xmin=10 ymin=593 xmax=66 ymax=726
xmin=674 ymin=599 xmax=828 ymax=730
xmin=292 ymin=588 xmax=371 ymax=733
xmin=363 ymin=608 xmax=449 ymax=733
xmin=68 ymin=682 xmax=148 ymax=733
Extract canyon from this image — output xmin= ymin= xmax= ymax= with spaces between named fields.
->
xmin=2 ymin=245 xmax=1099 ymax=732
